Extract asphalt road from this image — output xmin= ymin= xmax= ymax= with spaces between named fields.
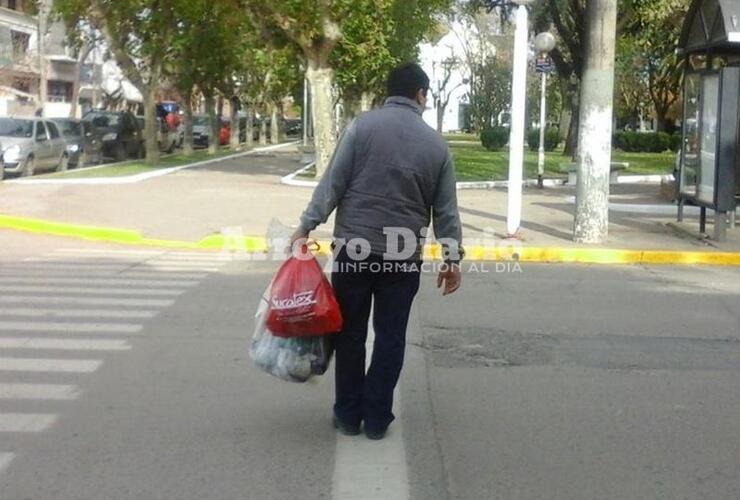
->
xmin=1 ymin=232 xmax=739 ymax=499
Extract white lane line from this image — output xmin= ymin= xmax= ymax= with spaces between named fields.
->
xmin=0 ymin=270 xmax=208 ymax=279
xmin=0 ymin=308 xmax=158 ymax=319
xmin=0 ymin=357 xmax=103 ymax=373
xmin=0 ymin=413 xmax=58 ymax=432
xmin=0 ymin=286 xmax=185 ymax=296
xmin=0 ymin=452 xmax=14 ymax=472
xmin=331 ymin=327 xmax=410 ymax=500
xmin=0 ymin=383 xmax=80 ymax=400
xmin=0 ymin=277 xmax=199 ymax=287
xmin=0 ymin=296 xmax=174 ymax=307
xmin=0 ymin=338 xmax=131 ymax=351
xmin=0 ymin=321 xmax=143 ymax=333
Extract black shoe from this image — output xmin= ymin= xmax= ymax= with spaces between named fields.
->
xmin=333 ymin=416 xmax=361 ymax=436
xmin=364 ymin=427 xmax=387 ymax=440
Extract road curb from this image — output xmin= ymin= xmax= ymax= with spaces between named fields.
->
xmin=1 ymin=214 xmax=739 ymax=265
xmin=5 ymin=142 xmax=299 ymax=186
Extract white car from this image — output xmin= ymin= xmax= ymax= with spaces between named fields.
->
xmin=0 ymin=117 xmax=69 ymax=177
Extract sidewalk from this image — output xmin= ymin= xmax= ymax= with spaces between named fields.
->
xmin=0 ymin=145 xmax=737 ymax=260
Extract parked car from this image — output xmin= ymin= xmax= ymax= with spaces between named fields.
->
xmin=136 ymin=116 xmax=179 ymax=154
xmin=190 ymin=114 xmax=211 ymax=149
xmin=0 ymin=117 xmax=69 ymax=176
xmin=83 ymin=110 xmax=144 ymax=161
xmin=238 ymin=116 xmax=272 ymax=143
xmin=284 ymin=118 xmax=302 ymax=137
xmin=53 ymin=118 xmax=103 ymax=168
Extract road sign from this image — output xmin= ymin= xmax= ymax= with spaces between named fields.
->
xmin=535 ymin=57 xmax=554 ymax=74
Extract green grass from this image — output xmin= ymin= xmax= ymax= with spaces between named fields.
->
xmin=450 ymin=141 xmax=676 ymax=182
xmin=443 ymin=132 xmax=479 ymax=143
xmin=38 ymin=149 xmax=238 ymax=179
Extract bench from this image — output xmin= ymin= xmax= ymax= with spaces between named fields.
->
xmin=560 ymin=162 xmax=629 ymax=185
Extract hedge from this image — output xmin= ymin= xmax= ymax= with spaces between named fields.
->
xmin=613 ymin=131 xmax=682 ymax=153
xmin=527 ymin=127 xmax=561 ymax=152
xmin=480 ymin=127 xmax=509 ymax=151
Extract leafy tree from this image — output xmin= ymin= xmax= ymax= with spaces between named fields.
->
xmin=628 ymin=0 xmax=689 ymax=132
xmin=244 ymin=0 xmax=451 ymax=175
xmin=55 ymin=0 xmax=179 ymax=164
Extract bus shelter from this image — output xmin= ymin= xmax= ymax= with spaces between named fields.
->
xmin=677 ymin=0 xmax=740 ymax=241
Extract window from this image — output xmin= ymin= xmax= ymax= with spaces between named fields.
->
xmin=11 ymin=31 xmax=30 ymax=62
xmin=46 ymin=121 xmax=60 ymax=139
xmin=47 ymin=81 xmax=73 ymax=103
xmin=35 ymin=121 xmax=48 ymax=141
xmin=0 ymin=118 xmax=33 ymax=138
xmin=8 ymin=0 xmax=18 ymax=10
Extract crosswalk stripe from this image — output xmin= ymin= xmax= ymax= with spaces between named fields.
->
xmin=56 ymin=249 xmax=233 ymax=262
xmin=0 ymin=357 xmax=103 ymax=373
xmin=0 ymin=296 xmax=174 ymax=307
xmin=0 ymin=321 xmax=142 ymax=333
xmin=0 ymin=277 xmax=199 ymax=287
xmin=150 ymin=260 xmax=226 ymax=267
xmin=0 ymin=383 xmax=80 ymax=400
xmin=14 ymin=257 xmax=132 ymax=268
xmin=148 ymin=266 xmax=220 ymax=273
xmin=0 ymin=264 xmax=129 ymax=272
xmin=0 ymin=338 xmax=131 ymax=351
xmin=0 ymin=308 xmax=158 ymax=319
xmin=0 ymin=270 xmax=208 ymax=279
xmin=6 ymin=263 xmax=219 ymax=273
xmin=0 ymin=286 xmax=185 ymax=296
xmin=0 ymin=452 xmax=14 ymax=472
xmin=0 ymin=413 xmax=58 ymax=432
xmin=56 ymin=248 xmax=164 ymax=256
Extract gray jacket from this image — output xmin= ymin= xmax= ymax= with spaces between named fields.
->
xmin=299 ymin=96 xmax=462 ymax=260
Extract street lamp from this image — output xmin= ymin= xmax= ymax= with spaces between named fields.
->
xmin=534 ymin=32 xmax=556 ymax=189
xmin=506 ymin=0 xmax=535 ymax=238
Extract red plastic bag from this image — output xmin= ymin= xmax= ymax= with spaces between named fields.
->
xmin=266 ymin=253 xmax=343 ymax=337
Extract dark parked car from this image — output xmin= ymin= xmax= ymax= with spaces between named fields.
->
xmin=284 ymin=118 xmax=302 ymax=137
xmin=53 ymin=118 xmax=103 ymax=168
xmin=83 ymin=110 xmax=144 ymax=161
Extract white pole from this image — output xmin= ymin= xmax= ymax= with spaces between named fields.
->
xmin=537 ymin=71 xmax=547 ymax=188
xmin=506 ymin=5 xmax=529 ymax=237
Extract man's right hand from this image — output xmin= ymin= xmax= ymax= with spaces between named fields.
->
xmin=437 ymin=263 xmax=462 ymax=296
xmin=289 ymin=228 xmax=310 ymax=254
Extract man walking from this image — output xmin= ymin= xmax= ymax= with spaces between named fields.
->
xmin=292 ymin=63 xmax=463 ymax=440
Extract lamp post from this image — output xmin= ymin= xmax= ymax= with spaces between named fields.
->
xmin=506 ymin=0 xmax=535 ymax=238
xmin=534 ymin=32 xmax=556 ymax=189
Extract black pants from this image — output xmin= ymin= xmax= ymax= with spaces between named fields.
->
xmin=331 ymin=250 xmax=421 ymax=433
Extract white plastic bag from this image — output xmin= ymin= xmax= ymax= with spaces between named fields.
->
xmin=249 ymin=285 xmax=333 ymax=383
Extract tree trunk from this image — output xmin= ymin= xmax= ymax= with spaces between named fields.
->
xmin=564 ymin=102 xmax=579 ymax=158
xmin=259 ymin=109 xmax=268 ymax=146
xmin=230 ymin=96 xmax=240 ymax=150
xmin=205 ymin=94 xmax=218 ymax=154
xmin=270 ymin=102 xmax=280 ymax=145
xmin=306 ymin=65 xmax=337 ymax=177
xmin=245 ymin=106 xmax=254 ymax=148
xmin=436 ymin=103 xmax=446 ymax=133
xmin=573 ymin=0 xmax=617 ymax=244
xmin=183 ymin=92 xmax=194 ymax=156
xmin=655 ymin=110 xmax=668 ymax=133
xmin=360 ymin=91 xmax=374 ymax=112
xmin=37 ymin=0 xmax=50 ymax=114
xmin=143 ymin=85 xmax=160 ymax=165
